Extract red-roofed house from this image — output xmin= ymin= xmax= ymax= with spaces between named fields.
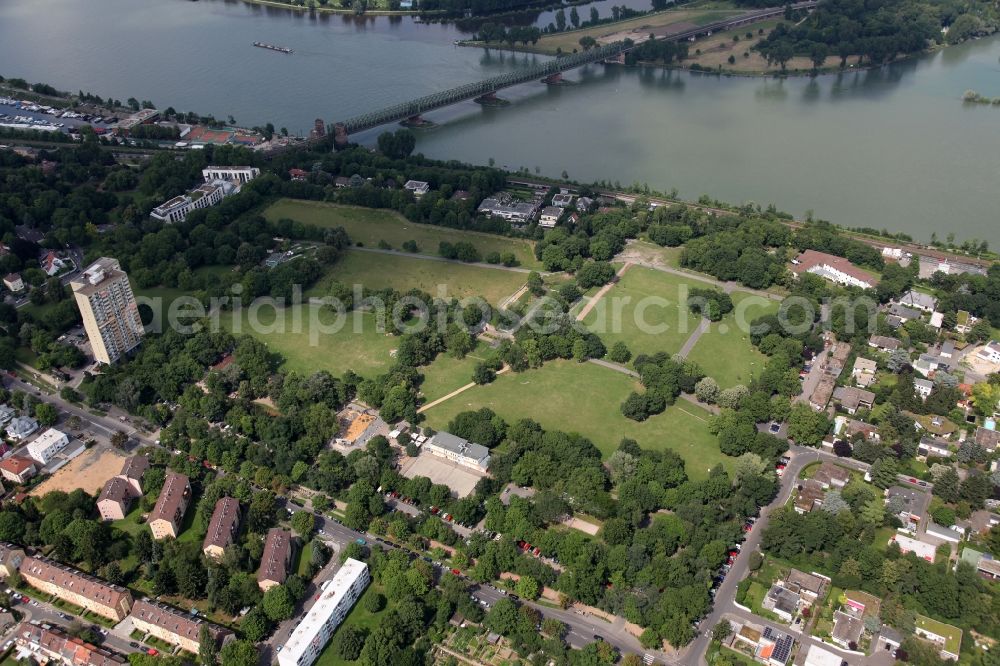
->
xmin=0 ymin=456 xmax=37 ymax=484
xmin=791 ymin=250 xmax=877 ymax=289
xmin=40 ymin=251 xmax=66 ymax=277
xmin=289 ymin=168 xmax=308 ymax=181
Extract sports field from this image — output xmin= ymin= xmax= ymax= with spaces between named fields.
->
xmin=215 ymin=307 xmax=400 ymax=378
xmin=581 ymin=266 xmax=699 ymax=358
xmin=422 ymin=359 xmax=728 ymax=480
xmin=310 ymin=250 xmax=527 ymax=306
xmin=686 ymin=291 xmax=779 ymax=387
xmin=264 ymin=199 xmax=540 ymax=269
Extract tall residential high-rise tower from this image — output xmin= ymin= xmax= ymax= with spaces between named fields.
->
xmin=71 ymin=257 xmax=144 ymax=364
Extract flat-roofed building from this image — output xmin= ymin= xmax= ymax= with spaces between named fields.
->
xmin=201 ymin=166 xmax=259 ymax=185
xmin=130 ymin=599 xmax=232 ymax=655
xmin=258 ymin=528 xmax=293 ymax=591
xmin=26 ymin=428 xmax=69 ymax=465
xmin=71 ymin=258 xmax=143 ymax=365
xmin=203 ymin=497 xmax=241 ymax=560
xmin=425 ymin=432 xmax=490 ymax=472
xmin=149 ymin=472 xmax=191 ymax=540
xmin=19 ymin=555 xmax=133 ymax=621
xmin=278 ymin=559 xmax=369 ymax=666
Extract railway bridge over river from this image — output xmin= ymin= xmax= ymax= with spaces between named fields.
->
xmin=330 ymin=1 xmax=818 ymax=145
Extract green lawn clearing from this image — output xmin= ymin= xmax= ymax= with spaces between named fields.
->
xmin=421 ymin=359 xmax=728 ymax=480
xmin=215 ymin=308 xmax=399 ymax=379
xmin=581 ymin=266 xmax=699 ymax=358
xmin=264 ymin=199 xmax=540 ymax=269
xmin=311 ymin=250 xmax=527 ymax=306
xmin=418 ymin=343 xmax=494 ymax=404
xmin=687 ymin=291 xmax=779 ymax=387
xmin=314 ymin=584 xmax=386 ymax=666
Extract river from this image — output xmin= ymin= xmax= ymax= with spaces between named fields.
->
xmin=1 ymin=0 xmax=997 ymax=243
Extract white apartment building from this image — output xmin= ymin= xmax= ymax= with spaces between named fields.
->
xmin=278 ymin=559 xmax=370 ymax=666
xmin=425 ymin=431 xmax=491 ymax=472
xmin=201 ymin=165 xmax=260 ymax=185
xmin=71 ymin=258 xmax=144 ymax=365
xmin=150 ymin=180 xmax=232 ymax=224
xmin=26 ymin=428 xmax=69 ymax=465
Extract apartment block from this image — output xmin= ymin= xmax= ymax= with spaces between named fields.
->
xmin=257 ymin=528 xmax=293 ymax=591
xmin=149 ymin=472 xmax=191 ymax=540
xmin=19 ymin=555 xmax=133 ymax=621
xmin=71 ymin=258 xmax=143 ymax=365
xmin=130 ymin=599 xmax=232 ymax=654
xmin=202 ymin=497 xmax=241 ymax=560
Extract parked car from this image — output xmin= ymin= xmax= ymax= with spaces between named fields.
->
xmin=355 ymin=538 xmax=367 ymax=545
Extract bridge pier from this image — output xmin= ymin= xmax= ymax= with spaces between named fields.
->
xmin=401 ymin=115 xmax=433 ymax=128
xmin=474 ymin=91 xmax=508 ymax=107
xmin=542 ymin=72 xmax=563 ymax=85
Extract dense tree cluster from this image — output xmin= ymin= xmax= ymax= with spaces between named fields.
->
xmin=754 ymin=0 xmax=941 ymax=67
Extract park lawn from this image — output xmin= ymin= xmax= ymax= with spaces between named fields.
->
xmin=422 ymin=359 xmax=728 ymax=479
xmin=113 ymin=506 xmax=148 ymax=537
xmin=311 ymin=250 xmax=526 ymax=307
xmin=264 ymin=199 xmax=540 ymax=269
xmin=418 ymin=343 xmax=494 ymax=404
xmin=686 ymin=291 xmax=780 ymax=388
xmin=215 ymin=307 xmax=400 ymax=379
xmin=314 ymin=585 xmax=389 ymax=666
xmin=581 ymin=266 xmax=699 ymax=358
xmin=296 ymin=540 xmax=314 ymax=577
xmin=528 ymin=8 xmax=742 ymax=55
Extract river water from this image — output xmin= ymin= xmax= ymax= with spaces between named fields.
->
xmin=1 ymin=0 xmax=997 ymax=242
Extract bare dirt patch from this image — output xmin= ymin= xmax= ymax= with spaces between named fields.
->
xmin=30 ymin=445 xmax=127 ymax=496
xmin=965 ymin=346 xmax=1000 ymax=376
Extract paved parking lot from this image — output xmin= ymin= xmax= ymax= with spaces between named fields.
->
xmin=398 ymin=453 xmax=484 ymax=498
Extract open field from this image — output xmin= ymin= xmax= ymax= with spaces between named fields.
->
xmin=311 ymin=250 xmax=527 ymax=306
xmin=528 ymin=8 xmax=742 ymax=54
xmin=686 ymin=291 xmax=779 ymax=387
xmin=315 ymin=585 xmax=389 ymax=666
xmin=422 ymin=359 xmax=729 ymax=480
xmin=419 ymin=343 xmax=493 ymax=403
xmin=581 ymin=266 xmax=698 ymax=358
xmin=216 ymin=308 xmax=400 ymax=378
xmin=30 ymin=445 xmax=126 ymax=496
xmin=264 ymin=199 xmax=540 ymax=269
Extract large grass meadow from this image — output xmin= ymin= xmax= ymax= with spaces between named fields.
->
xmin=581 ymin=266 xmax=699 ymax=358
xmin=422 ymin=359 xmax=728 ymax=480
xmin=311 ymin=250 xmax=527 ymax=306
xmin=686 ymin=291 xmax=779 ymax=387
xmin=264 ymin=199 xmax=540 ymax=269
xmin=215 ymin=307 xmax=400 ymax=378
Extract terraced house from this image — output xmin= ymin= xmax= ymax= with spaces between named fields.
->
xmin=149 ymin=472 xmax=191 ymax=540
xmin=130 ymin=599 xmax=232 ymax=654
xmin=18 ymin=555 xmax=133 ymax=621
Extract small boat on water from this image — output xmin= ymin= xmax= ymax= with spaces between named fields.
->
xmin=253 ymin=42 xmax=293 ymax=54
